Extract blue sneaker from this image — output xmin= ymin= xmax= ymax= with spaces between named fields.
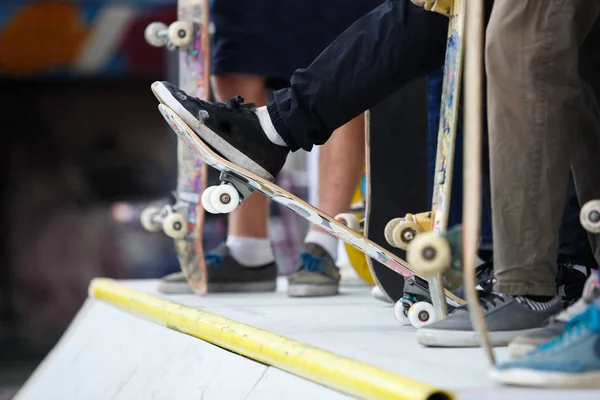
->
xmin=489 ymin=303 xmax=600 ymax=388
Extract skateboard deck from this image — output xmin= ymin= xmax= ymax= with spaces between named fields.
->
xmin=343 ymin=171 xmax=375 ymax=286
xmin=462 ymin=0 xmax=494 ymax=363
xmin=364 ymin=81 xmax=429 ymax=303
xmin=157 ymin=103 xmax=466 ymax=315
xmin=393 ymin=0 xmax=466 ymax=321
xmin=141 ymin=0 xmax=210 ymax=295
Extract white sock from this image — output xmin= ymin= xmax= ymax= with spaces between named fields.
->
xmin=304 ymin=230 xmax=338 ymax=261
xmin=226 ymin=236 xmax=275 ymax=267
xmin=255 ymin=106 xmax=287 ymax=146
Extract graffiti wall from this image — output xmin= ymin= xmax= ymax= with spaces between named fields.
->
xmin=0 ymin=1 xmax=176 ymax=78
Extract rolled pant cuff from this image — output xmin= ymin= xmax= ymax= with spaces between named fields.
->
xmin=494 ymin=281 xmax=557 ymax=297
xmin=267 ymin=101 xmax=300 ymax=151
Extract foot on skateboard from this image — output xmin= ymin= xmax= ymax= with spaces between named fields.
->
xmin=151 ymin=81 xmax=289 ymax=181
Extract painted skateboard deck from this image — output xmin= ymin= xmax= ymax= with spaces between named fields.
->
xmin=364 ymin=81 xmax=430 ymax=303
xmin=392 ymin=0 xmax=466 ymax=320
xmin=141 ymin=0 xmax=210 ymax=295
xmin=157 ymin=103 xmax=466 ymax=312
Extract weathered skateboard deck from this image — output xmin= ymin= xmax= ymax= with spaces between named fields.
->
xmin=392 ymin=0 xmax=466 ymax=321
xmin=157 ymin=103 xmax=466 ymax=313
xmin=364 ymin=82 xmax=429 ymax=303
xmin=141 ymin=0 xmax=210 ymax=295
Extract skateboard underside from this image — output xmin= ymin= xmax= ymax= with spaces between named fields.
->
xmin=174 ymin=0 xmax=210 ymax=295
xmin=158 ymin=103 xmax=465 ymax=307
xmin=142 ymin=0 xmax=210 ymax=294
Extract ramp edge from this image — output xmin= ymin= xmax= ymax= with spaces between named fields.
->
xmin=89 ymin=278 xmax=454 ymax=400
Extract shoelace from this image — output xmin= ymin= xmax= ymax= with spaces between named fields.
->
xmin=205 ymin=253 xmax=224 ymax=270
xmin=538 ymin=304 xmax=600 ymax=352
xmin=299 ymin=252 xmax=326 ymax=273
xmin=476 ymin=290 xmax=507 ymax=311
xmin=213 ymin=95 xmax=256 ymax=112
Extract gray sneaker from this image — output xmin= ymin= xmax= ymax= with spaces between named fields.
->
xmin=157 ymin=271 xmax=194 ymax=294
xmin=288 ymin=243 xmax=341 ymax=297
xmin=158 ymin=243 xmax=277 ymax=294
xmin=508 ymin=273 xmax=600 ymax=357
xmin=205 ymin=243 xmax=277 ymax=292
xmin=417 ymin=291 xmax=564 ymax=347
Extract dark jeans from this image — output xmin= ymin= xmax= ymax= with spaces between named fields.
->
xmin=266 ymin=0 xmax=449 ymax=151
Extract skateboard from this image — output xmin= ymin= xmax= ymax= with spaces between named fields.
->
xmin=339 ymin=171 xmax=375 ymax=286
xmin=140 ymin=0 xmax=211 ymax=295
xmin=361 ymin=80 xmax=430 ymax=304
xmin=380 ymin=0 xmax=465 ymax=322
xmin=157 ymin=103 xmax=466 ymax=328
xmin=461 ymin=0 xmax=494 ymax=364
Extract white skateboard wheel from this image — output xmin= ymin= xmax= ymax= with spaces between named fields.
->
xmin=168 ymin=21 xmax=193 ymax=47
xmin=201 ymin=186 xmax=220 ymax=214
xmin=163 ymin=213 xmax=187 ymax=239
xmin=391 ymin=220 xmax=423 ymax=250
xmin=408 ymin=301 xmax=436 ymax=329
xmin=140 ymin=207 xmax=162 ymax=232
xmin=144 ymin=22 xmax=168 ymax=47
xmin=393 ymin=300 xmax=411 ymax=325
xmin=210 ymin=184 xmax=240 ymax=214
xmin=406 ymin=232 xmax=451 ymax=277
xmin=384 ymin=217 xmax=402 ymax=247
xmin=580 ymin=200 xmax=600 ymax=233
xmin=335 ymin=213 xmax=360 ymax=231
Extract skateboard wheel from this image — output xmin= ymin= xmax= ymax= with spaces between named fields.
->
xmin=163 ymin=213 xmax=187 ymax=239
xmin=384 ymin=218 xmax=402 ymax=247
xmin=406 ymin=232 xmax=451 ymax=277
xmin=144 ymin=22 xmax=168 ymax=47
xmin=335 ymin=213 xmax=360 ymax=231
xmin=393 ymin=300 xmax=411 ymax=325
xmin=201 ymin=186 xmax=220 ymax=214
xmin=140 ymin=207 xmax=162 ymax=232
xmin=168 ymin=21 xmax=193 ymax=47
xmin=210 ymin=184 xmax=240 ymax=214
xmin=391 ymin=220 xmax=423 ymax=250
xmin=408 ymin=301 xmax=436 ymax=329
xmin=580 ymin=200 xmax=600 ymax=233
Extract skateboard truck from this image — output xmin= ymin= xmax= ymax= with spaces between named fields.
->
xmin=410 ymin=0 xmax=456 ymax=17
xmin=384 ymin=212 xmax=433 ymax=250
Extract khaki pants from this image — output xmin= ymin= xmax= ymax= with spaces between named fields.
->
xmin=486 ymin=0 xmax=600 ymax=296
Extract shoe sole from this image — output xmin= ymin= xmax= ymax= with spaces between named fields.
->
xmin=208 ymin=281 xmax=277 ymax=293
xmin=288 ymin=284 xmax=339 ymax=297
xmin=489 ymin=367 xmax=600 ymax=388
xmin=417 ymin=327 xmax=543 ymax=347
xmin=151 ymin=82 xmax=274 ymax=181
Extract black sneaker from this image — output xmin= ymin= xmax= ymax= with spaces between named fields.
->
xmin=151 ymin=81 xmax=289 ymax=181
xmin=288 ymin=243 xmax=341 ymax=297
xmin=206 ymin=243 xmax=278 ymax=292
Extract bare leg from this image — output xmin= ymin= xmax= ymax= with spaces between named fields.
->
xmin=304 ymin=114 xmax=366 ymax=259
xmin=211 ymin=74 xmax=269 ymax=239
xmin=315 ymin=114 xmax=365 ymax=231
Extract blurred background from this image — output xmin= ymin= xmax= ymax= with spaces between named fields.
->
xmin=0 ymin=2 xmax=310 ymax=397
xmin=0 ymin=1 xmax=429 ymax=397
